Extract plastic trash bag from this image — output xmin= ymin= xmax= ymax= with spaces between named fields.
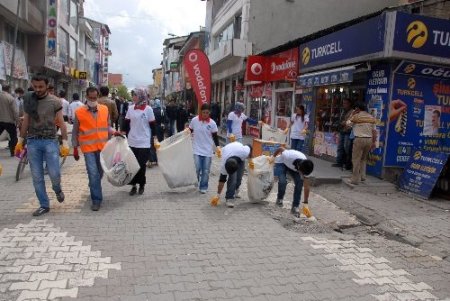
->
xmin=157 ymin=130 xmax=198 ymax=189
xmin=100 ymin=136 xmax=140 ymax=187
xmin=261 ymin=123 xmax=287 ymax=143
xmin=247 ymin=155 xmax=274 ymax=203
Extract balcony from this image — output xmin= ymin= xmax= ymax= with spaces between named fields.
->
xmin=208 ymin=39 xmax=252 ymax=66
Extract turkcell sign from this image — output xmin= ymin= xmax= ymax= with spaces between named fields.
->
xmin=299 ymin=13 xmax=386 ymax=72
xmin=392 ymin=12 xmax=450 ymax=65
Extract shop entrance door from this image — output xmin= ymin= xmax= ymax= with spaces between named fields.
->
xmin=273 ymin=89 xmax=294 ymax=130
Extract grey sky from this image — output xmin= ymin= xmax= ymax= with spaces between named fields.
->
xmin=84 ymin=0 xmax=206 ymax=89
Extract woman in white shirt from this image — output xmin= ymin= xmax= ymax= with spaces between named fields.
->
xmin=289 ymin=105 xmax=309 ymax=152
xmin=121 ymin=89 xmax=155 ymax=196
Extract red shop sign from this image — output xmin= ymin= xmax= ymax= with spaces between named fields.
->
xmin=245 ymin=48 xmax=298 ymax=82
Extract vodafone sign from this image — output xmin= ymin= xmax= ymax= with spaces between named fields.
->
xmin=183 ymin=49 xmax=211 ymax=108
xmin=246 ymin=48 xmax=298 ymax=82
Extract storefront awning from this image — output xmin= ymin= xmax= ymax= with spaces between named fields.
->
xmin=297 ymin=65 xmax=355 ymax=88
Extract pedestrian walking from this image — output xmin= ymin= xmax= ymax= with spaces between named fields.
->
xmin=72 ymin=87 xmax=116 ymax=211
xmin=226 ymin=102 xmax=258 ymax=143
xmin=346 ymin=102 xmax=377 ymax=185
xmin=68 ymin=93 xmax=83 ymax=124
xmin=166 ymin=100 xmax=178 ymax=136
xmin=0 ymin=84 xmax=19 ymax=156
xmin=121 ymin=88 xmax=156 ymax=196
xmin=333 ymin=98 xmax=354 ymax=170
xmin=272 ymin=147 xmax=314 ymax=218
xmin=288 ymin=105 xmax=309 ymax=152
xmin=59 ymin=90 xmax=70 ymax=122
xmin=188 ymin=103 xmax=221 ymax=194
xmin=14 ymin=87 xmax=24 ymax=118
xmin=212 ymin=142 xmax=252 ymax=208
xmin=98 ymin=86 xmax=119 ymax=127
xmin=176 ymin=102 xmax=189 ymax=133
xmin=15 ymin=73 xmax=69 ymax=216
xmin=210 ymin=101 xmax=221 ymax=125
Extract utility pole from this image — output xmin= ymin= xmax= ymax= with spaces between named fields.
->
xmin=9 ymin=0 xmax=21 ymax=86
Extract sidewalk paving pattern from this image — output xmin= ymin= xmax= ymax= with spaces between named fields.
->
xmin=0 ymin=144 xmax=450 ymax=300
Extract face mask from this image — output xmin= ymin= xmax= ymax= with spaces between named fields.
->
xmin=87 ymin=100 xmax=97 ymax=108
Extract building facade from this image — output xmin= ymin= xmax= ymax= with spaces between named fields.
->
xmin=161 ymin=35 xmax=188 ymax=103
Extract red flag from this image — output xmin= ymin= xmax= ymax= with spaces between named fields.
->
xmin=183 ymin=50 xmax=211 ymax=110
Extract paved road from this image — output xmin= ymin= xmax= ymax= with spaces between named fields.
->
xmin=0 ymin=148 xmax=449 ymax=301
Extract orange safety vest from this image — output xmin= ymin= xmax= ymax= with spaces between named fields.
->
xmin=75 ymin=105 xmax=109 ymax=153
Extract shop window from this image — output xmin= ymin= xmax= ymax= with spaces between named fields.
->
xmin=70 ymin=0 xmax=78 ymax=31
xmin=58 ymin=29 xmax=69 ymax=65
xmin=59 ymin=0 xmax=69 ymax=25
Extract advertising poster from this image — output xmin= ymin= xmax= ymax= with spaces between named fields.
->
xmin=398 ymin=149 xmax=449 ymax=199
xmin=365 ymin=65 xmax=391 ymax=177
xmin=385 ymin=63 xmax=450 ymax=167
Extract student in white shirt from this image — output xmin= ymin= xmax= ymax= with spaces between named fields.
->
xmin=59 ymin=90 xmax=70 ymax=122
xmin=188 ymin=103 xmax=221 ymax=194
xmin=287 ymin=105 xmax=309 ymax=152
xmin=68 ymin=93 xmax=84 ymax=124
xmin=121 ymin=88 xmax=156 ymax=196
xmin=226 ymin=102 xmax=258 ymax=143
xmin=271 ymin=147 xmax=314 ymax=218
xmin=213 ymin=142 xmax=252 ymax=208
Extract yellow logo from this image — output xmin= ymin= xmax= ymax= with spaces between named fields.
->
xmin=407 ymin=78 xmax=416 ymax=89
xmin=403 ymin=64 xmax=416 ymax=74
xmin=302 ymin=47 xmax=310 ymax=65
xmin=414 ymin=151 xmax=421 ymax=160
xmin=407 ymin=21 xmax=428 ymax=48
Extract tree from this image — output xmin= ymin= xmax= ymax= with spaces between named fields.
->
xmin=116 ymin=84 xmax=131 ymax=101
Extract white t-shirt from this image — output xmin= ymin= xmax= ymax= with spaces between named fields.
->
xmin=278 ymin=149 xmax=307 ymax=171
xmin=68 ymin=101 xmax=84 ymax=123
xmin=227 ymin=111 xmax=247 ymax=138
xmin=189 ymin=116 xmax=218 ymax=157
xmin=61 ymin=98 xmax=69 ymax=117
xmin=125 ymin=104 xmax=155 ymax=148
xmin=290 ymin=113 xmax=309 ymax=140
xmin=220 ymin=142 xmax=250 ymax=175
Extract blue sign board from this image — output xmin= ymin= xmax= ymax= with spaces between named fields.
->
xmin=299 ymin=14 xmax=385 ymax=71
xmin=398 ymin=149 xmax=448 ymax=199
xmin=385 ymin=62 xmax=450 ymax=167
xmin=393 ymin=12 xmax=450 ymax=64
xmin=365 ymin=65 xmax=391 ymax=177
xmin=297 ymin=67 xmax=353 ymax=88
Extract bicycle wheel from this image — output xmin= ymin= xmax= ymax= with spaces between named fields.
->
xmin=16 ymin=154 xmax=28 ymax=182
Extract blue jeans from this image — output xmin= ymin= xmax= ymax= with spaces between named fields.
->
xmin=274 ymin=163 xmax=303 ymax=208
xmin=291 ymin=139 xmax=304 ymax=152
xmin=336 ymin=132 xmax=351 ymax=166
xmin=193 ymin=155 xmax=212 ymax=191
xmin=27 ymin=139 xmax=62 ymax=209
xmin=225 ymin=159 xmax=245 ymax=200
xmin=84 ymin=151 xmax=103 ymax=204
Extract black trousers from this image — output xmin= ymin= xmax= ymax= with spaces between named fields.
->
xmin=129 ymin=147 xmax=150 ymax=186
xmin=0 ymin=122 xmax=17 ymax=156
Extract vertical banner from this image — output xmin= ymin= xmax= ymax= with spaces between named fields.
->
xmin=385 ymin=62 xmax=450 ymax=167
xmin=183 ymin=49 xmax=211 ymax=111
xmin=365 ymin=65 xmax=391 ymax=177
xmin=46 ymin=0 xmax=58 ymax=56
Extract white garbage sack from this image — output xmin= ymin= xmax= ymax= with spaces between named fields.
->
xmin=0 ymin=131 xmax=10 ymax=141
xmin=247 ymin=155 xmax=274 ymax=203
xmin=157 ymin=130 xmax=198 ymax=189
xmin=100 ymin=136 xmax=140 ymax=187
xmin=261 ymin=123 xmax=287 ymax=143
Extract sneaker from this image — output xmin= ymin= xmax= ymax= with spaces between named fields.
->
xmin=129 ymin=186 xmax=137 ymax=196
xmin=235 ymin=189 xmax=241 ymax=199
xmin=275 ymin=199 xmax=283 ymax=207
xmin=199 ymin=189 xmax=207 ymax=194
xmin=290 ymin=206 xmax=300 ymax=217
xmin=91 ymin=203 xmax=100 ymax=211
xmin=32 ymin=207 xmax=50 ymax=216
xmin=138 ymin=186 xmax=145 ymax=195
xmin=56 ymin=191 xmax=65 ymax=203
xmin=226 ymin=199 xmax=235 ymax=208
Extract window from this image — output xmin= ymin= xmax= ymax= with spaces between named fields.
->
xmin=59 ymin=0 xmax=69 ymax=25
xmin=69 ymin=37 xmax=77 ymax=68
xmin=5 ymin=24 xmax=25 ymax=50
xmin=213 ymin=22 xmax=234 ymax=50
xmin=70 ymin=0 xmax=78 ymax=30
xmin=58 ymin=29 xmax=69 ymax=64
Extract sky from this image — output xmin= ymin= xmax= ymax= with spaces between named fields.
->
xmin=84 ymin=0 xmax=206 ymax=89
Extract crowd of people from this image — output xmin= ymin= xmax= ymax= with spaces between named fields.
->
xmin=1 ymin=74 xmax=320 ymax=220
